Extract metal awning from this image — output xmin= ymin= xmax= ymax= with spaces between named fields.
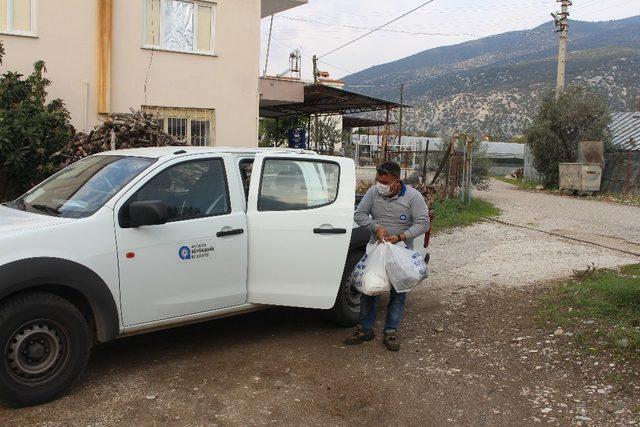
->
xmin=259 ymin=84 xmax=409 ymax=119
xmin=342 ymin=117 xmax=397 ymax=128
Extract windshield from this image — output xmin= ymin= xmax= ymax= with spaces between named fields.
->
xmin=6 ymin=155 xmax=156 ymax=219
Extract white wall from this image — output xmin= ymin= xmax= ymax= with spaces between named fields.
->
xmin=1 ymin=0 xmax=99 ymax=133
xmin=112 ymin=0 xmax=261 ymax=147
xmin=1 ymin=0 xmax=262 ymax=147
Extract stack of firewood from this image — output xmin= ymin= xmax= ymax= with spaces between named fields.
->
xmin=54 ymin=109 xmax=185 ymax=169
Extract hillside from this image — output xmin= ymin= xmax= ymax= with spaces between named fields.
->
xmin=343 ymin=16 xmax=640 ymax=138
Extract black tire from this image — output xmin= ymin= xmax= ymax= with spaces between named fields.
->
xmin=327 ymin=250 xmax=364 ymax=327
xmin=0 ymin=292 xmax=91 ymax=407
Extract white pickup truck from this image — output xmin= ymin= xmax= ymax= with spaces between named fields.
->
xmin=0 ymin=147 xmax=373 ymax=406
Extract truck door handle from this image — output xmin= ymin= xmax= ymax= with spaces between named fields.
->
xmin=217 ymin=228 xmax=244 ymax=237
xmin=314 ymin=228 xmax=347 ymax=235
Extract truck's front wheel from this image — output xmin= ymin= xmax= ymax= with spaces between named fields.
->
xmin=328 ymin=250 xmax=364 ymax=327
xmin=0 ymin=292 xmax=91 ymax=407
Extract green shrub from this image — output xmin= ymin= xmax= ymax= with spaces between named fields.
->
xmin=525 ymin=86 xmax=612 ymax=187
xmin=0 ymin=57 xmax=74 ymax=201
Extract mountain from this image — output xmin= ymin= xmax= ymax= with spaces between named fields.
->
xmin=343 ymin=16 xmax=640 ymax=139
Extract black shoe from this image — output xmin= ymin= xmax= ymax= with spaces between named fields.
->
xmin=344 ymin=328 xmax=375 ymax=345
xmin=383 ymin=331 xmax=400 ymax=351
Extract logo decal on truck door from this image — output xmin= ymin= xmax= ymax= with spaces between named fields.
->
xmin=178 ymin=241 xmax=215 ymax=261
xmin=178 ymin=246 xmax=192 ymax=260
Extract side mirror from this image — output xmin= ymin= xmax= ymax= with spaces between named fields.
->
xmin=128 ymin=200 xmax=169 ymax=227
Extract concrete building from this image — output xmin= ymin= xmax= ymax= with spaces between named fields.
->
xmin=0 ymin=0 xmax=306 ymax=147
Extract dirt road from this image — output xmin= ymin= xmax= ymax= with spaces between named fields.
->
xmin=428 ymin=180 xmax=639 ymax=294
xmin=2 ymin=180 xmax=639 ymax=426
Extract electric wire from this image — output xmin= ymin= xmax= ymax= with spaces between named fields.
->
xmin=263 ymin=0 xmax=635 ymax=84
xmin=577 ymin=0 xmax=639 ymax=18
xmin=318 ymin=0 xmax=438 ymax=59
xmin=276 ymin=15 xmax=481 ymax=38
xmin=267 ymin=36 xmax=358 ymax=76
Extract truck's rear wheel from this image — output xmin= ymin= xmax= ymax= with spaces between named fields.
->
xmin=328 ymin=250 xmax=364 ymax=327
xmin=0 ymin=292 xmax=91 ymax=407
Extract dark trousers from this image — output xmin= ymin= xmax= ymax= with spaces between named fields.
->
xmin=358 ymin=288 xmax=406 ymax=332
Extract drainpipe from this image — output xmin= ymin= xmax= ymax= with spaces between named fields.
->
xmin=98 ymin=0 xmax=113 ymax=115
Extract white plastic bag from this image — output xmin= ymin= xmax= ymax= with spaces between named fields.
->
xmin=385 ymin=242 xmax=429 ymax=293
xmin=353 ymin=243 xmax=391 ymax=296
xmin=351 ymin=251 xmax=369 ymax=293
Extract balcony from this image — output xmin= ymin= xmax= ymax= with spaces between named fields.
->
xmin=261 ymin=0 xmax=308 ymax=18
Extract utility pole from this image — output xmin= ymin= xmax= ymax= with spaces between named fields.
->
xmin=552 ymin=0 xmax=571 ymax=96
xmin=312 ymin=55 xmax=319 ymax=84
xmin=312 ymin=55 xmax=320 ymax=152
xmin=398 ymin=84 xmax=404 ymax=148
xmin=263 ymin=15 xmax=274 ymax=77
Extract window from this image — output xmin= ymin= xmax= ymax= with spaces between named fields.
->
xmin=238 ymin=159 xmax=254 ymax=200
xmin=143 ymin=106 xmax=215 ymax=146
xmin=145 ymin=0 xmax=215 ymax=54
xmin=124 ymin=158 xmax=229 ymax=224
xmin=258 ymin=159 xmax=340 ymax=212
xmin=190 ymin=120 xmax=210 ymax=147
xmin=7 ymin=156 xmax=156 ymax=219
xmin=0 ymin=0 xmax=35 ymax=36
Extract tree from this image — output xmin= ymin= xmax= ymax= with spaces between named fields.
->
xmin=525 ymin=86 xmax=612 ymax=187
xmin=311 ymin=116 xmax=342 ymax=154
xmin=259 ymin=116 xmax=307 ymax=148
xmin=0 ymin=54 xmax=75 ymax=201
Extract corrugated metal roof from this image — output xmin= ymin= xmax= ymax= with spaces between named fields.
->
xmin=611 ymin=112 xmax=640 ymax=151
xmin=351 ymin=135 xmax=524 ymax=159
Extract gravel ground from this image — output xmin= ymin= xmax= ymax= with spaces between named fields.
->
xmin=480 ymin=181 xmax=640 ymax=244
xmin=1 ymin=179 xmax=639 ymax=426
xmin=427 ymin=180 xmax=640 ymax=293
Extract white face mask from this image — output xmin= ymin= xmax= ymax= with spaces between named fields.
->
xmin=376 ymin=180 xmax=397 ymax=196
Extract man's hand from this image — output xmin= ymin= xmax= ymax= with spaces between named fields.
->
xmin=385 ymin=235 xmax=400 ymax=245
xmin=385 ymin=233 xmax=405 ymax=245
xmin=375 ymin=226 xmax=388 ymax=243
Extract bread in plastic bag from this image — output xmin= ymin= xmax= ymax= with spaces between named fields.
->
xmin=352 ymin=243 xmax=391 ymax=296
xmin=385 ymin=242 xmax=429 ymax=293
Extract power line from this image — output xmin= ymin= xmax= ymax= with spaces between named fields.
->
xmin=577 ymin=0 xmax=639 ymax=18
xmin=277 ymin=15 xmax=481 ymax=38
xmin=318 ymin=0 xmax=438 ymax=59
xmin=318 ymin=60 xmax=356 ymax=75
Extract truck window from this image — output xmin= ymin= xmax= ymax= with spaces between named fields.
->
xmin=258 ymin=159 xmax=339 ymax=211
xmin=6 ymin=155 xmax=156 ymax=219
xmin=238 ymin=159 xmax=254 ymax=200
xmin=122 ymin=158 xmax=230 ymax=224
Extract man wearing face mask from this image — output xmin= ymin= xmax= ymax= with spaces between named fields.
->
xmin=345 ymin=161 xmax=430 ymax=351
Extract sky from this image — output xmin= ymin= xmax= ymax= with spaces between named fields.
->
xmin=260 ymin=0 xmax=640 ymax=80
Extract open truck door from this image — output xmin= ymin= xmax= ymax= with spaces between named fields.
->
xmin=246 ymin=153 xmax=356 ymax=309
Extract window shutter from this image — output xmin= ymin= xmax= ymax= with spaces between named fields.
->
xmin=197 ymin=4 xmax=212 ymax=52
xmin=12 ymin=0 xmax=31 ymax=32
xmin=0 ymin=0 xmax=7 ymax=32
xmin=145 ymin=0 xmax=161 ymax=46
